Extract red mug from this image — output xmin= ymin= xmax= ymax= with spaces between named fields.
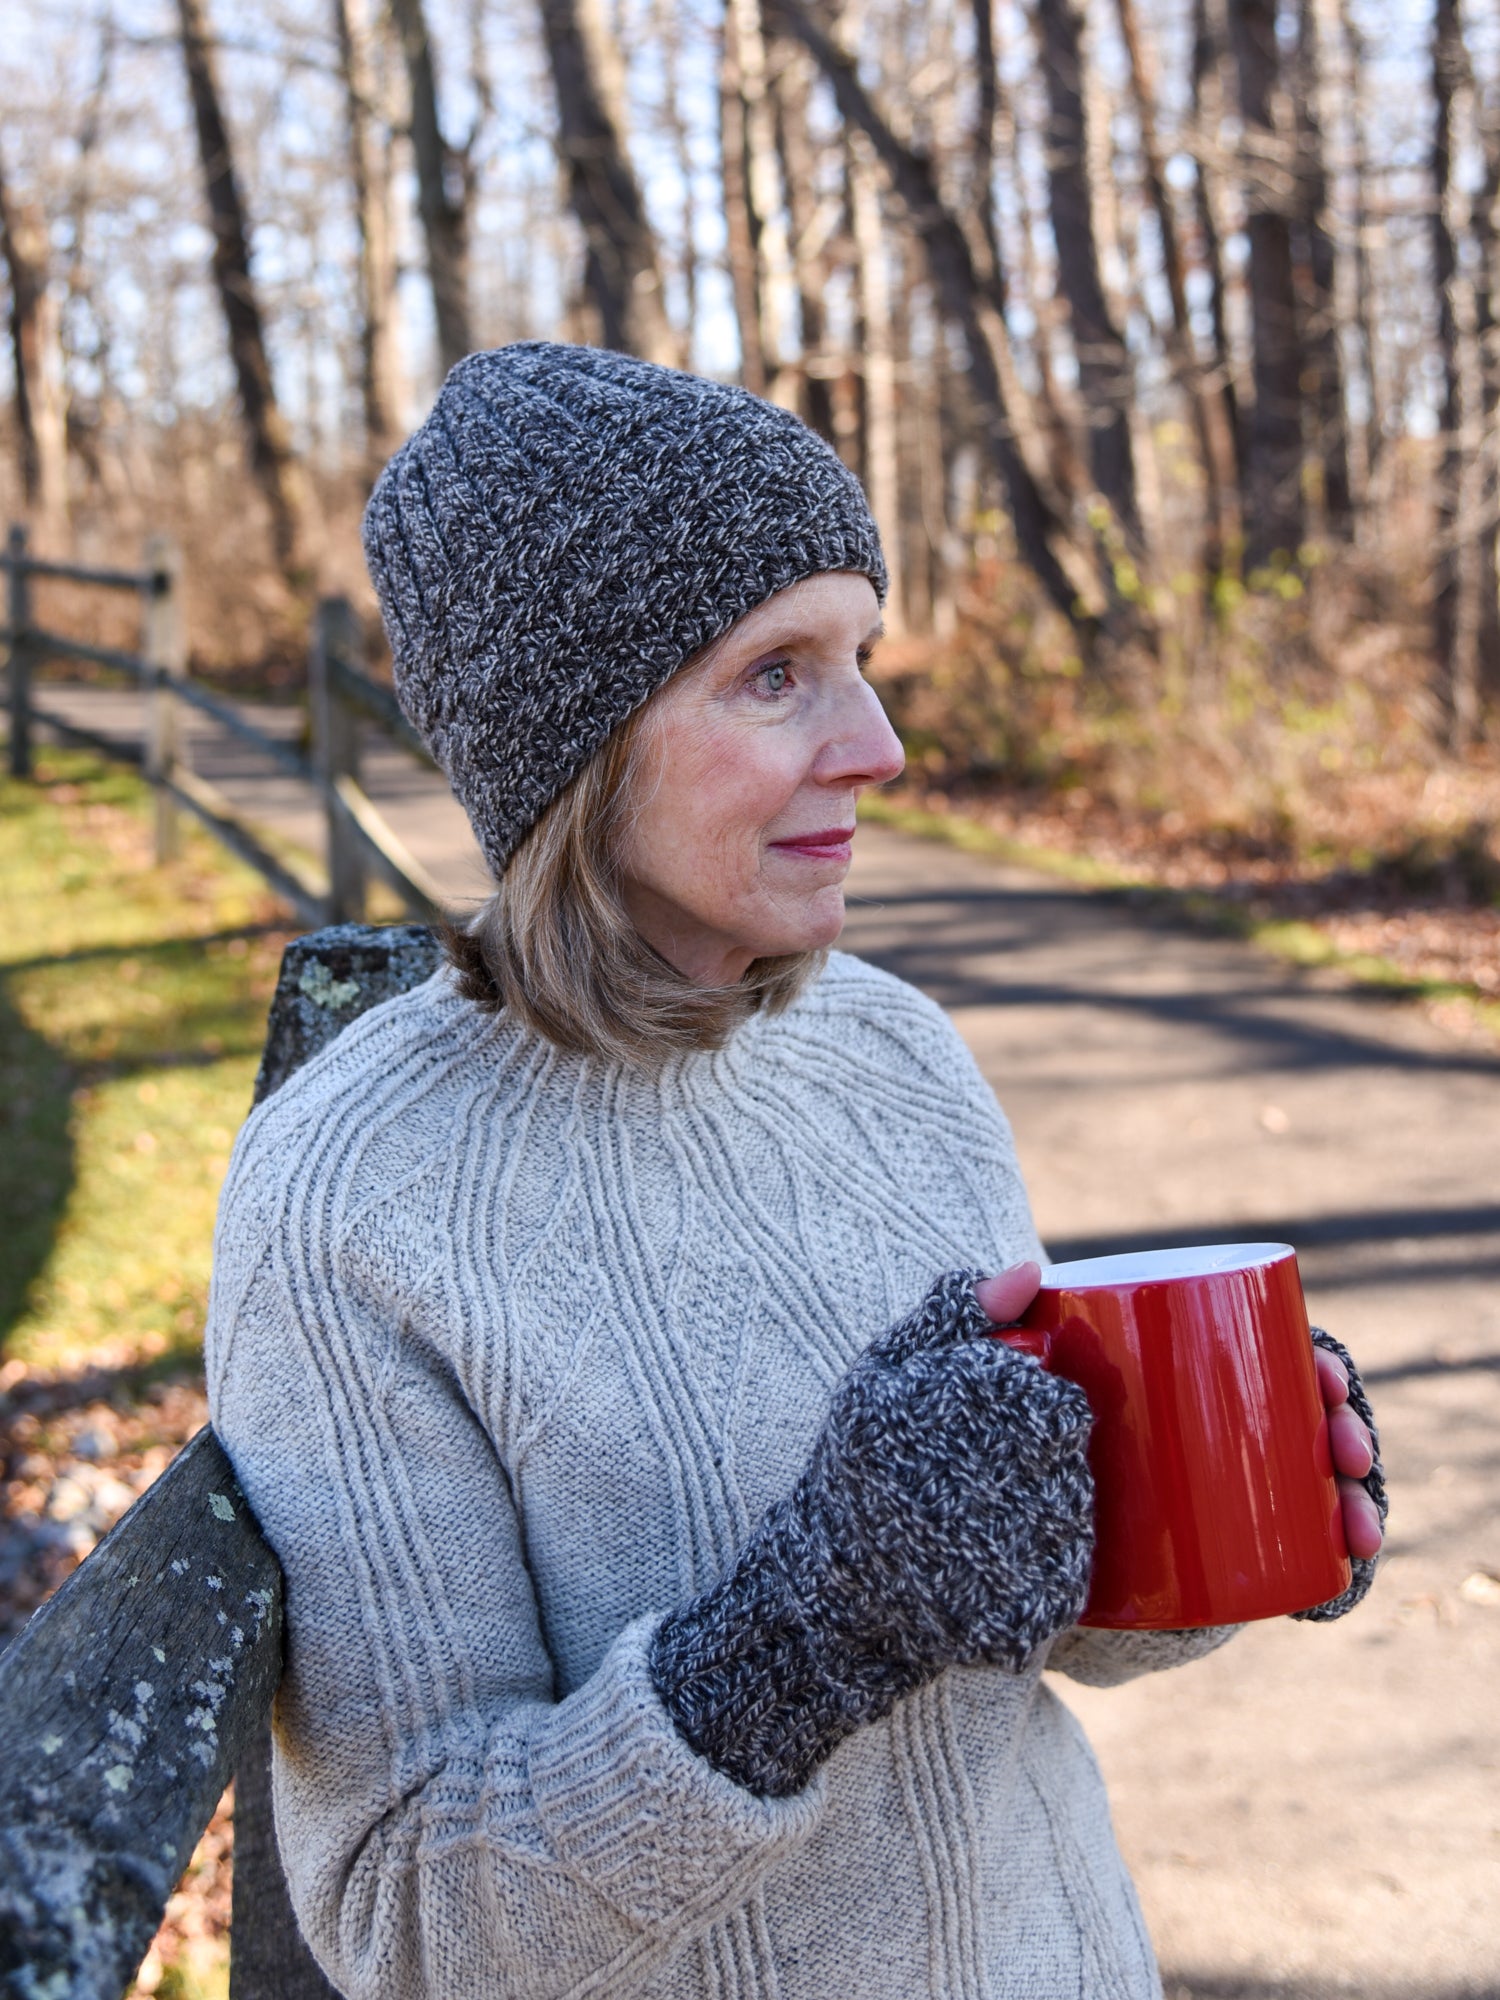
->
xmin=998 ymin=1243 xmax=1350 ymax=1628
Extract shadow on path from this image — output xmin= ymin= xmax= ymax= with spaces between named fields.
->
xmin=0 ymin=985 xmax=74 ymax=1353
xmin=849 ymin=884 xmax=1500 ymax=1082
xmin=1165 ymin=1980 xmax=1498 ymax=2000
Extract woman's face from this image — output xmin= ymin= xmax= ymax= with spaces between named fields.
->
xmin=617 ymin=571 xmax=904 ymax=987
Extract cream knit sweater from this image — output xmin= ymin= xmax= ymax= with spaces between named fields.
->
xmin=207 ymin=950 xmax=1232 ymax=2000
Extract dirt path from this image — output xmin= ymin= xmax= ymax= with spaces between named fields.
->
xmin=844 ymin=825 xmax=1500 ymax=2000
xmin=25 ymin=694 xmax=1500 ymax=1997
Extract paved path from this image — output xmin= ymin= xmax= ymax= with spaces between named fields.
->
xmin=843 ymin=832 xmax=1500 ymax=2000
xmin=27 ymin=686 xmax=1500 ymax=1999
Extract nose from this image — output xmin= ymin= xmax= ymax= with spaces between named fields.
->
xmin=814 ymin=677 xmax=905 ymax=791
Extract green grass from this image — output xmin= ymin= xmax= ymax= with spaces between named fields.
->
xmin=858 ymin=790 xmax=1500 ymax=1039
xmin=858 ymin=792 xmax=1149 ymax=889
xmin=0 ymin=751 xmax=292 ymax=1375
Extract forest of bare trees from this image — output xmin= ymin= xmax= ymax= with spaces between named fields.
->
xmin=2 ymin=0 xmax=1499 ymax=792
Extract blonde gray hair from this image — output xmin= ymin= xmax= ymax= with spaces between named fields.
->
xmin=442 ymin=696 xmax=824 ymax=1065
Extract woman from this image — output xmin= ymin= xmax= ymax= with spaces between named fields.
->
xmin=208 ymin=344 xmax=1384 ymax=2000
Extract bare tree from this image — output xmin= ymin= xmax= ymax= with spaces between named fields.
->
xmin=1334 ymin=0 xmax=1383 ymax=519
xmin=734 ymin=0 xmax=796 ymax=397
xmin=1113 ymin=0 xmax=1238 ymax=575
xmin=770 ymin=0 xmax=1099 ymax=635
xmin=389 ymin=0 xmax=473 ymax=374
xmin=848 ymin=131 xmax=905 ymax=629
xmin=654 ymin=0 xmax=701 ymax=349
xmin=1189 ymin=0 xmax=1241 ymax=469
xmin=771 ymin=42 xmax=835 ymax=440
xmin=537 ymin=0 xmax=676 ymax=362
xmin=334 ymin=0 xmax=403 ymax=472
xmin=1226 ymin=0 xmax=1304 ymax=566
xmin=720 ymin=0 xmax=767 ymax=390
xmin=1034 ymin=0 xmax=1142 ymax=551
xmin=1430 ymin=0 xmax=1499 ymax=742
xmin=175 ymin=0 xmax=309 ymax=587
xmin=1293 ymin=0 xmax=1350 ymax=534
xmin=0 ymin=163 xmax=68 ymax=545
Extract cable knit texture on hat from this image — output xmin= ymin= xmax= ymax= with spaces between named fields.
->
xmin=361 ymin=343 xmax=888 ymax=876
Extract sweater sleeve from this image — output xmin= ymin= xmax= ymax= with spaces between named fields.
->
xmin=1042 ymin=1623 xmax=1240 ymax=1687
xmin=206 ymin=1187 xmax=822 ymax=2000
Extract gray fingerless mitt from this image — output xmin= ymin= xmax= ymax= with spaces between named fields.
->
xmin=649 ymin=1273 xmax=1095 ymax=1798
xmin=1293 ymin=1328 xmax=1388 ymax=1622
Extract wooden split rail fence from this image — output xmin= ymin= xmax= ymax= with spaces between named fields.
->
xmin=3 ymin=523 xmax=449 ymax=926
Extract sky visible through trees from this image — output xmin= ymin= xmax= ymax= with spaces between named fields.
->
xmin=2 ymin=0 xmax=1498 ymax=734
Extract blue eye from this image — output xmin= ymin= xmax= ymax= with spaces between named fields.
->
xmin=758 ymin=662 xmax=790 ymax=694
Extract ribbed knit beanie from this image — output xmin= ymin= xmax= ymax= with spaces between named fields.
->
xmin=362 ymin=342 xmax=887 ymax=877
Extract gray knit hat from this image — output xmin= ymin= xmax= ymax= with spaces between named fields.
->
xmin=362 ymin=342 xmax=887 ymax=877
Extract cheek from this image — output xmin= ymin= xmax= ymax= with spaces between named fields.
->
xmin=660 ymin=733 xmax=803 ymax=860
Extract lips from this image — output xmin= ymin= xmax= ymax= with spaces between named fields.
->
xmin=769 ymin=826 xmax=856 ymax=860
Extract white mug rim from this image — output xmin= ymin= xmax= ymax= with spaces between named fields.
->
xmin=1038 ymin=1242 xmax=1297 ymax=1290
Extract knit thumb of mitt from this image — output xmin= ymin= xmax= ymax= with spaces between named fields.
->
xmin=649 ymin=1272 xmax=1095 ymax=1799
xmin=1292 ymin=1328 xmax=1388 ymax=1623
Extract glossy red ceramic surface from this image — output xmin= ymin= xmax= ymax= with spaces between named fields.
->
xmin=1007 ymin=1247 xmax=1351 ymax=1628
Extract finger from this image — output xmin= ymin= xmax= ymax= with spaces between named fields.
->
xmin=1329 ymin=1403 xmax=1375 ymax=1479
xmin=1338 ymin=1478 xmax=1384 ymax=1561
xmin=974 ymin=1262 xmax=1043 ymax=1326
xmin=1314 ymin=1348 xmax=1350 ymax=1409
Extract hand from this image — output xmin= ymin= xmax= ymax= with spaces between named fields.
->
xmin=973 ymin=1260 xmax=1043 ymax=1326
xmin=1315 ymin=1347 xmax=1384 ymax=1562
xmin=650 ymin=1269 xmax=1094 ymax=1797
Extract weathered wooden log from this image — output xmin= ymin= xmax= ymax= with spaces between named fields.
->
xmin=252 ymin=922 xmax=441 ymax=1102
xmin=0 ymin=1430 xmax=281 ymax=2000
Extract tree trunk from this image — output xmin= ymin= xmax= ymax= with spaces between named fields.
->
xmin=1430 ymin=0 xmax=1496 ymax=743
xmin=771 ymin=44 xmax=834 ymax=440
xmin=388 ymin=0 xmax=472 ymax=375
xmin=537 ymin=0 xmax=675 ymax=364
xmin=333 ymin=0 xmax=402 ymax=475
xmin=768 ymin=0 xmax=1096 ymax=636
xmin=720 ymin=3 xmax=767 ymax=392
xmin=986 ymin=5 xmax=1082 ymax=507
xmin=0 ymin=169 xmax=68 ymax=547
xmin=1293 ymin=0 xmax=1350 ymax=535
xmin=1227 ymin=0 xmax=1305 ymax=568
xmin=175 ymin=0 xmax=309 ymax=587
xmin=1035 ymin=0 xmax=1141 ymax=550
xmin=1335 ymin=0 xmax=1382 ymax=521
xmin=731 ymin=0 xmax=796 ymax=402
xmin=655 ymin=0 xmax=700 ymax=350
xmin=970 ymin=0 xmax=1003 ymax=290
xmin=1190 ymin=0 xmax=1241 ymax=476
xmin=1468 ymin=21 xmax=1500 ymax=696
xmin=1113 ymin=0 xmax=1238 ymax=576
xmin=848 ymin=132 xmax=905 ymax=631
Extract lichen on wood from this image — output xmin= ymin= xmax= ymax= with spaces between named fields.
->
xmin=251 ymin=923 xmax=441 ymax=1103
xmin=0 ymin=1430 xmax=281 ymax=2000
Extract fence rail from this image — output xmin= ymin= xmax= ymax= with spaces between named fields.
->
xmin=2 ymin=522 xmax=447 ymax=927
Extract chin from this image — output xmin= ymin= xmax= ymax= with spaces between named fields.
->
xmin=755 ymin=894 xmax=846 ymax=959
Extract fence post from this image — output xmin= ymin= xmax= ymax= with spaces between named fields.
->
xmin=142 ymin=536 xmax=186 ymax=863
xmin=7 ymin=524 xmax=31 ymax=779
xmin=310 ymin=595 xmax=367 ymax=924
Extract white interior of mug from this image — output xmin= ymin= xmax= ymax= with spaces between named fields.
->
xmin=1039 ymin=1242 xmax=1295 ymax=1289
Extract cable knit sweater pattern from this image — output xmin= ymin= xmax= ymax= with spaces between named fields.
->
xmin=206 ymin=951 xmax=1233 ymax=2000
